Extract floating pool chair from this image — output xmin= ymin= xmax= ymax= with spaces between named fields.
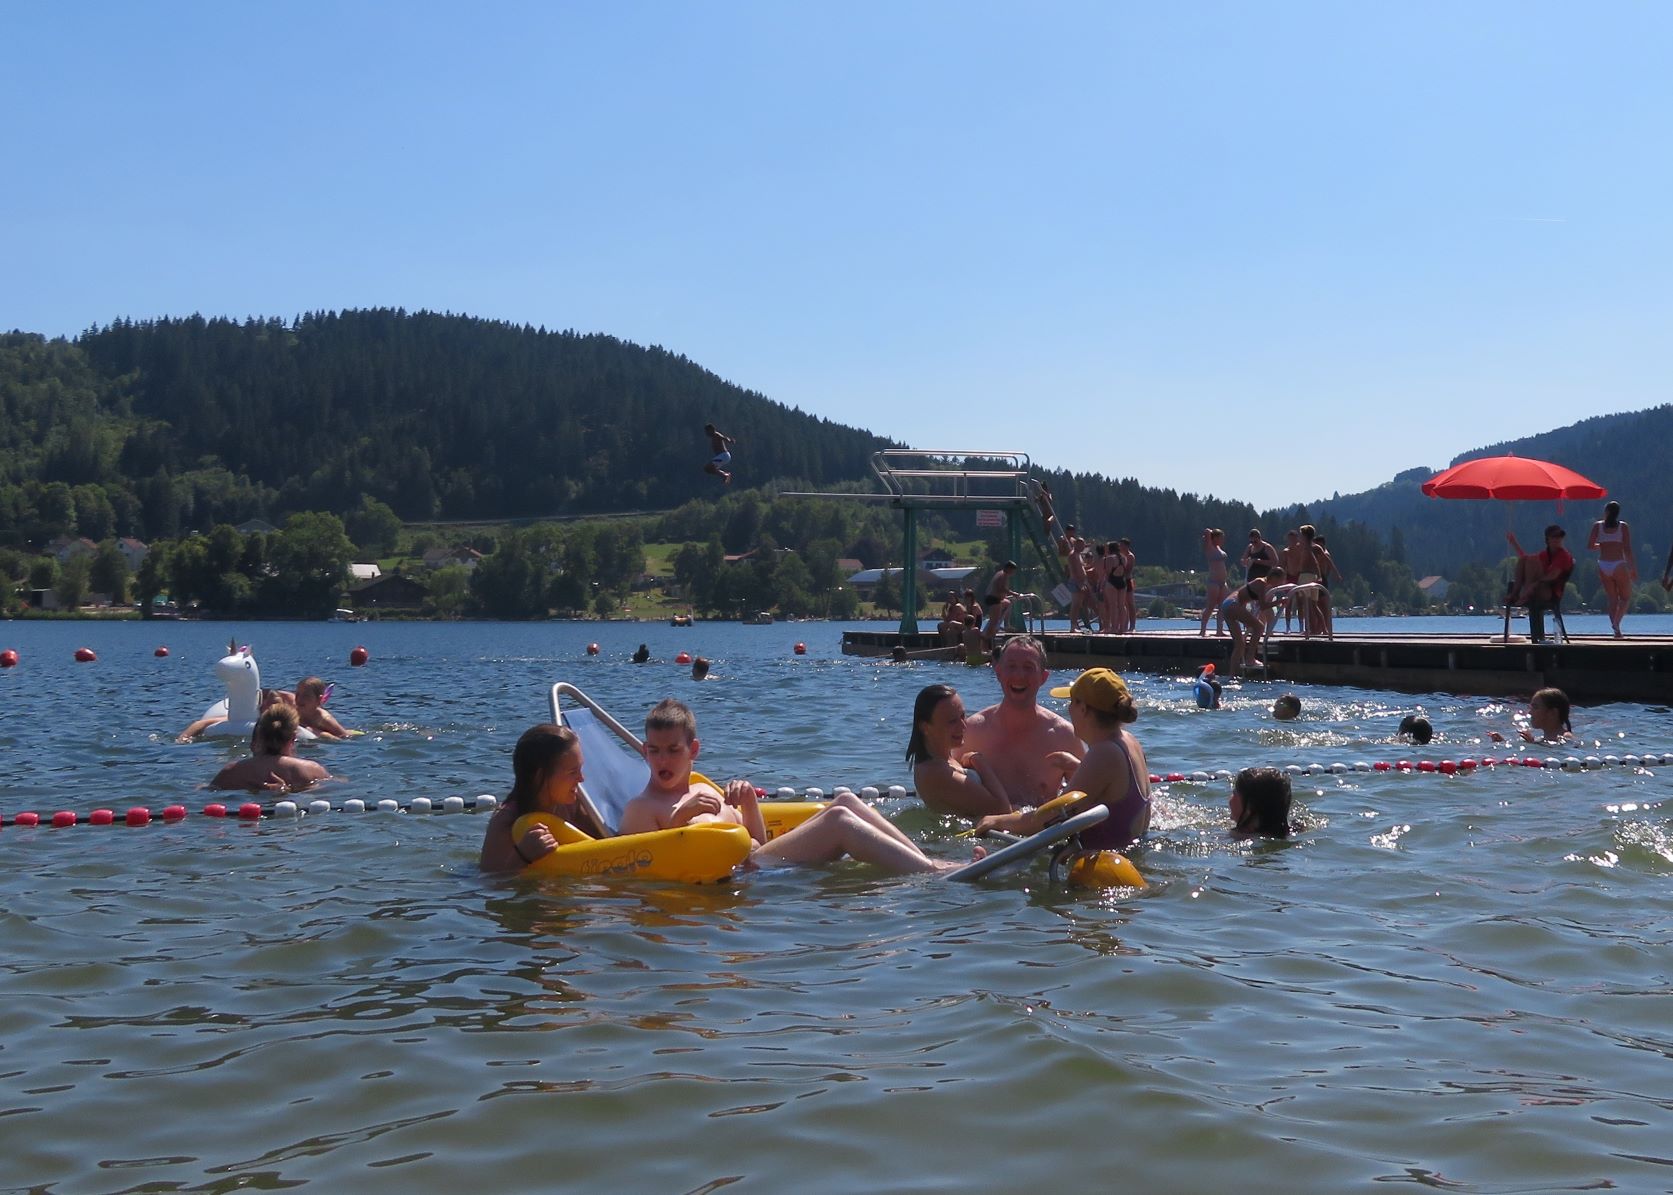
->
xmin=544 ymin=682 xmax=1138 ymax=887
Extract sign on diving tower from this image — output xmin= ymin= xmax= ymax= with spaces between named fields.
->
xmin=781 ymin=449 xmax=1065 ymax=635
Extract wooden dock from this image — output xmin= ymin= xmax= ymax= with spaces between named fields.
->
xmin=842 ymin=627 xmax=1673 ymax=704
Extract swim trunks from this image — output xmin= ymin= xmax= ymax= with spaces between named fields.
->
xmin=711 ymin=451 xmax=732 ymax=467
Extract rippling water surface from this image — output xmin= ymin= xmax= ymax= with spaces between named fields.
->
xmin=2 ymin=617 xmax=1670 ymax=1192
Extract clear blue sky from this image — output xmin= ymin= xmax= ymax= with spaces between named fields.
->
xmin=6 ymin=3 xmax=1670 ymax=510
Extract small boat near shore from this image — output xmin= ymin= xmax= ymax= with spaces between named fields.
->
xmin=670 ymin=613 xmax=694 ymax=627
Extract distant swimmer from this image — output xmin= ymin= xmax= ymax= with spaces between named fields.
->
xmin=703 ymin=423 xmax=735 ymax=485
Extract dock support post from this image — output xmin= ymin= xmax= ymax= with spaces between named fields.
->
xmin=900 ymin=505 xmax=919 ymax=635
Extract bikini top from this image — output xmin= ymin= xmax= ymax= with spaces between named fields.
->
xmin=1597 ymin=523 xmax=1623 ymax=543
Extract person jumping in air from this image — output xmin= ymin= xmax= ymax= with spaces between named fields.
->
xmin=703 ymin=423 xmax=735 ymax=485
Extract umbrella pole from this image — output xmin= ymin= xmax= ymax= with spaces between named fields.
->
xmin=1502 ymin=502 xmax=1515 ymax=643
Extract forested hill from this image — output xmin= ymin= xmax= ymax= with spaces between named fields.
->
xmin=1274 ymin=405 xmax=1673 ymax=577
xmin=1 ymin=310 xmax=894 ymax=540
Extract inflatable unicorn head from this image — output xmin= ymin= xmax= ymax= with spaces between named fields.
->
xmin=202 ymin=641 xmax=262 ymax=738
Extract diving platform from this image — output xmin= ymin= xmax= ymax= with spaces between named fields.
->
xmin=841 ymin=626 xmax=1673 ymax=704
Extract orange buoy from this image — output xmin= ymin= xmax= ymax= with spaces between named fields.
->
xmin=675 ymin=651 xmax=692 ymax=665
xmin=349 ymin=645 xmax=369 ymax=667
xmin=586 ymin=643 xmax=601 ymax=656
xmin=0 ymin=648 xmax=18 ymax=668
xmin=154 ymin=646 xmax=170 ymax=658
xmin=793 ymin=642 xmax=807 ymax=655
xmin=74 ymin=647 xmax=97 ymax=663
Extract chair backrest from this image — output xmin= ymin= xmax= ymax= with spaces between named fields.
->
xmin=549 ymin=683 xmax=651 ymax=837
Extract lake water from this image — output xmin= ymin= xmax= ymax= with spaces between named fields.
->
xmin=2 ymin=617 xmax=1670 ymax=1192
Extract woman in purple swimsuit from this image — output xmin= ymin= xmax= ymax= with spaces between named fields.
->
xmin=972 ymin=667 xmax=1150 ymax=851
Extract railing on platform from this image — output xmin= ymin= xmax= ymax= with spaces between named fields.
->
xmin=869 ymin=449 xmax=1035 ymax=506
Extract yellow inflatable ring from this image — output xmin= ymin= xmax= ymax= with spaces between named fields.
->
xmin=512 ymin=812 xmax=752 ymax=884
xmin=688 ymin=770 xmax=825 ymax=841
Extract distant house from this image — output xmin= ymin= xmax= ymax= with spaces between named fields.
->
xmin=918 ymin=546 xmax=955 ymax=570
xmin=1417 ymin=576 xmax=1451 ymax=601
xmin=723 ymin=549 xmax=759 ymax=565
xmin=350 ymin=574 xmax=428 ymax=610
xmin=422 ymin=546 xmax=483 ymax=571
xmin=116 ymin=537 xmax=149 ymax=571
xmin=834 ymin=558 xmax=864 ymax=577
xmin=236 ymin=518 xmax=278 ymax=535
xmin=49 ymin=535 xmax=97 ymax=563
xmin=348 ymin=562 xmax=383 ymax=582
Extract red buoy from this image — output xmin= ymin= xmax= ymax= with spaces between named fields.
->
xmin=15 ymin=811 xmax=40 ymax=827
xmin=586 ymin=643 xmax=600 ymax=656
xmin=1522 ymin=757 xmax=1544 ymax=768
xmin=349 ymin=645 xmax=369 ymax=667
xmin=675 ymin=651 xmax=692 ymax=665
xmin=154 ymin=646 xmax=170 ymax=658
xmin=237 ymin=802 xmax=263 ymax=819
xmin=90 ymin=809 xmax=115 ymax=825
xmin=203 ymin=803 xmax=228 ymax=818
xmin=1165 ymin=772 xmax=1185 ymax=782
xmin=1437 ymin=761 xmax=1457 ymax=775
xmin=1416 ymin=760 xmax=1437 ymax=773
xmin=125 ymin=807 xmax=151 ymax=827
xmin=51 ymin=810 xmax=77 ymax=828
xmin=1148 ymin=774 xmax=1162 ymax=785
xmin=74 ymin=647 xmax=97 ymax=663
xmin=793 ymin=642 xmax=807 ymax=655
xmin=162 ymin=805 xmax=187 ymax=822
xmin=0 ymin=648 xmax=18 ymax=668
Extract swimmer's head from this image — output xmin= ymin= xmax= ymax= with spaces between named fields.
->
xmin=691 ymin=656 xmax=711 ymax=680
xmin=1231 ymin=767 xmax=1293 ymax=838
xmin=646 ymin=697 xmax=698 ymax=744
xmin=1272 ymin=694 xmax=1301 ymax=721
xmin=1398 ymin=714 xmax=1433 ymax=744
xmin=1049 ymin=667 xmax=1136 ymax=726
xmin=890 ymin=646 xmax=908 ymax=662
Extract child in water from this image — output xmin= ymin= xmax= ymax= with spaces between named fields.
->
xmin=209 ymin=705 xmax=333 ymax=793
xmin=1489 ymin=687 xmax=1574 ymax=745
xmin=1229 ymin=767 xmax=1295 ymax=839
xmin=617 ymin=698 xmax=969 ymax=873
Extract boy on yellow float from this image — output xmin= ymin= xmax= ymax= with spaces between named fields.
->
xmin=973 ymin=668 xmax=1152 ymax=853
xmin=618 ymin=698 xmax=972 ymax=874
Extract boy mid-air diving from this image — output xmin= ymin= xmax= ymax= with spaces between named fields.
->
xmin=703 ymin=423 xmax=735 ymax=484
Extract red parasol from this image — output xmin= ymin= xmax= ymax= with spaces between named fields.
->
xmin=1420 ymin=454 xmax=1607 ymax=502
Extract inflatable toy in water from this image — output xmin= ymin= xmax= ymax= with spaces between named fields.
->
xmin=514 ymin=811 xmax=753 ymax=883
xmin=196 ymin=643 xmax=315 ymax=742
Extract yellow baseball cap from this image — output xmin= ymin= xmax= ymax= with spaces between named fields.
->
xmin=1047 ymin=667 xmax=1130 ymax=713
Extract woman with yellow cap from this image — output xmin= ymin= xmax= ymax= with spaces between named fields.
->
xmin=973 ymin=667 xmax=1151 ymax=851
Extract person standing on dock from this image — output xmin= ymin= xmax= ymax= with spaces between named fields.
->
xmin=1242 ymin=529 xmax=1279 ymax=582
xmin=1586 ymin=501 xmax=1636 ymax=638
xmin=961 ymin=636 xmax=1083 ymax=805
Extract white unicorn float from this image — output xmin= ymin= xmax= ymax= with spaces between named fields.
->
xmin=192 ymin=641 xmax=316 ymax=742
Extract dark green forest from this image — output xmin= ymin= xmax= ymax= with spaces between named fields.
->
xmin=3 ymin=309 xmax=1668 ymax=619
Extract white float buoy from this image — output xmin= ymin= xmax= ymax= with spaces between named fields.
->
xmin=1190 ymin=771 xmax=1212 ymax=782
xmin=1603 ymin=755 xmax=1621 ymax=767
xmin=273 ymin=800 xmax=300 ymax=818
xmin=344 ymin=798 xmax=366 ymax=813
xmin=887 ymin=785 xmax=908 ymax=799
xmin=1583 ymin=756 xmax=1602 ymax=771
xmin=860 ymin=786 xmax=879 ymax=800
xmin=1306 ymin=763 xmax=1326 ymax=776
xmin=1329 ymin=762 xmax=1349 ymax=774
xmin=376 ymin=798 xmax=400 ymax=813
xmin=804 ymin=787 xmax=826 ymax=799
xmin=474 ymin=794 xmax=498 ymax=810
xmin=777 ymin=787 xmax=797 ymax=799
xmin=1214 ymin=769 xmax=1234 ymax=781
xmin=1352 ymin=761 xmax=1372 ymax=772
xmin=309 ymin=799 xmax=332 ymax=815
xmin=442 ymin=796 xmax=465 ymax=813
xmin=1285 ymin=764 xmax=1304 ymax=776
xmin=410 ymin=796 xmax=432 ymax=814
